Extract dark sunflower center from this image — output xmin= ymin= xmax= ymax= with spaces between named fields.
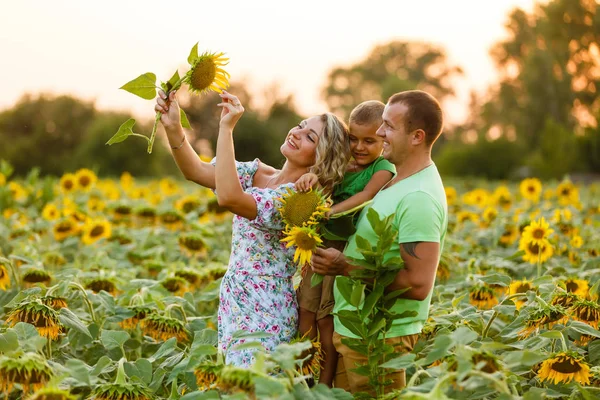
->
xmin=89 ymin=226 xmax=105 ymax=238
xmin=63 ymin=180 xmax=74 ymax=190
xmin=575 ymin=306 xmax=599 ymax=322
xmin=532 ymin=228 xmax=545 ymax=239
xmin=115 ymin=206 xmax=132 ymax=216
xmin=551 ymin=357 xmax=582 ymax=373
xmin=527 ymin=185 xmax=536 ymax=193
xmin=515 ymin=283 xmax=531 ymax=293
xmin=190 ymin=58 xmax=217 ymax=91
xmin=56 ymin=223 xmax=72 ymax=233
xmin=472 ymin=290 xmax=493 ymax=301
xmin=182 ymin=238 xmax=204 ymax=251
xmin=296 ymin=232 xmax=318 ymax=250
xmin=528 ymin=243 xmax=541 ymax=254
xmin=283 ymin=192 xmax=321 ymax=226
xmin=560 ymin=188 xmax=570 ymax=196
xmin=79 ymin=176 xmax=90 ymax=187
xmin=566 ymin=281 xmax=579 ymax=292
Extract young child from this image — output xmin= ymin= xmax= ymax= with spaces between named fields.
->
xmin=294 ymin=100 xmax=395 ymax=386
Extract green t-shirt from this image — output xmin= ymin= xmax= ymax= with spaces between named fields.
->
xmin=332 ymin=157 xmax=396 ymax=203
xmin=333 ymin=163 xmax=448 ymax=338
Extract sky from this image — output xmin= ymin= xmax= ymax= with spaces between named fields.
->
xmin=1 ymin=0 xmax=538 ymax=125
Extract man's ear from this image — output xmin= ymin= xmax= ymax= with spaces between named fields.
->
xmin=412 ymin=129 xmax=426 ymax=145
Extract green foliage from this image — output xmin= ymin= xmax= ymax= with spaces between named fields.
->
xmin=323 ymin=41 xmax=463 ymax=120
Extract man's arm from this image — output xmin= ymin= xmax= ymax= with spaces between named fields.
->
xmin=386 ymin=241 xmax=440 ymax=301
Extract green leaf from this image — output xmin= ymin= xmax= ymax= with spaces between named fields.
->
xmin=350 ymin=282 xmax=365 ymax=307
xmin=422 ymin=334 xmax=453 ymax=365
xmin=380 ymin=353 xmax=416 ymax=370
xmin=180 ymin=391 xmax=220 ymax=400
xmin=120 ymin=72 xmax=157 ymax=100
xmin=336 ymin=310 xmax=366 ymax=338
xmin=505 ymin=250 xmax=525 ymax=260
xmin=106 ymin=119 xmax=141 ymax=145
xmin=336 ymin=277 xmax=354 ymax=305
xmin=125 ymin=359 xmax=153 ymax=385
xmin=165 ymin=70 xmax=181 ymax=92
xmin=59 ymin=308 xmax=92 ymax=339
xmin=232 ymin=341 xmax=265 ymax=352
xmin=180 ymin=109 xmax=191 ymax=129
xmin=366 ymin=207 xmax=382 ymax=232
xmin=13 ymin=323 xmax=46 ymax=352
xmin=100 ymin=329 xmax=130 ymax=350
xmin=188 ymin=42 xmax=199 ymax=64
xmin=65 ymin=359 xmax=91 ymax=385
xmin=190 ymin=343 xmax=218 ymax=356
xmin=589 ymin=339 xmax=600 ymax=366
xmin=311 ymin=272 xmax=325 ymax=288
xmin=361 ymin=286 xmax=384 ymax=320
xmin=450 ymin=327 xmax=478 ymax=345
xmin=503 ymin=350 xmax=546 ymax=368
xmin=479 ymin=273 xmax=511 ymax=287
xmin=539 ymin=331 xmax=565 ymax=340
xmin=148 ymin=338 xmax=177 ymax=362
xmin=568 ymin=321 xmax=600 ymax=338
xmin=255 ymin=377 xmax=287 ymax=398
xmin=91 ymin=356 xmax=112 ymax=376
xmin=0 ymin=331 xmax=18 ymax=353
xmin=383 ymin=288 xmax=410 ymax=303
xmin=367 ymin=317 xmax=386 ymax=336
xmin=355 ymin=235 xmax=373 ymax=252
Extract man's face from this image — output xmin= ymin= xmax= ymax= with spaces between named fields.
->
xmin=376 ymin=102 xmax=412 ymax=165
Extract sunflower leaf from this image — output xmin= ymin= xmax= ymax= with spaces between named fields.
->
xmin=106 ymin=119 xmax=142 ymax=146
xmin=164 ymin=70 xmax=181 ymax=92
xmin=100 ymin=329 xmax=130 ymax=349
xmin=310 ymin=272 xmax=324 ymax=288
xmin=120 ymin=72 xmax=157 ymax=100
xmin=59 ymin=308 xmax=92 ymax=339
xmin=568 ymin=320 xmax=600 ymax=338
xmin=188 ymin=42 xmax=199 ymax=64
xmin=148 ymin=338 xmax=177 ymax=362
xmin=180 ymin=108 xmax=191 ymax=129
xmin=0 ymin=330 xmax=18 ymax=353
xmin=380 ymin=353 xmax=416 ymax=370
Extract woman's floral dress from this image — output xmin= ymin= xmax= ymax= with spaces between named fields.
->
xmin=216 ymin=159 xmax=298 ymax=367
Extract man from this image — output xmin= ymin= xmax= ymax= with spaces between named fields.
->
xmin=311 ymin=90 xmax=448 ymax=394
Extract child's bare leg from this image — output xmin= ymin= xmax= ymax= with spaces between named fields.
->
xmin=299 ymin=307 xmax=317 ymax=339
xmin=316 ymin=315 xmax=337 ymax=387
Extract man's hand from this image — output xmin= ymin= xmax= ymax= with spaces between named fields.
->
xmin=311 ymin=247 xmax=349 ymax=276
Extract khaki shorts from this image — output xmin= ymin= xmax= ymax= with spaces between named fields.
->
xmin=333 ymin=331 xmax=419 ymax=395
xmin=297 ymin=268 xmax=335 ymax=321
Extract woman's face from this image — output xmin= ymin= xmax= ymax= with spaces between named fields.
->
xmin=280 ymin=116 xmax=324 ymax=167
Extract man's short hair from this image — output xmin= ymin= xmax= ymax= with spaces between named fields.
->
xmin=388 ymin=91 xmax=444 ymax=146
xmin=349 ymin=100 xmax=385 ymax=126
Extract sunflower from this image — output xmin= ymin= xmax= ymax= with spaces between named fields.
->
xmin=41 ymin=296 xmax=68 ymax=310
xmin=0 ymin=352 xmax=53 ymax=394
xmin=436 ymin=261 xmax=450 ymax=281
xmin=291 ymin=334 xmax=324 ymax=378
xmin=160 ymin=276 xmax=190 ymax=297
xmin=562 ymin=278 xmax=589 ymax=298
xmin=92 ymin=382 xmax=153 ymax=400
xmin=8 ymin=181 xmax=28 ymax=202
xmin=498 ymin=225 xmax=519 ymax=246
xmin=519 ymin=178 xmax=542 ymax=202
xmin=30 ymin=386 xmax=77 ymax=400
xmin=281 ymin=225 xmax=322 ymax=266
xmin=142 ymin=260 xmax=165 ymax=278
xmin=471 ymin=352 xmax=502 ymax=374
xmin=120 ymin=305 xmax=154 ymax=330
xmin=74 ymin=168 xmax=97 ymax=191
xmin=178 ymin=232 xmax=208 ymax=257
xmin=519 ymin=304 xmax=568 ymax=338
xmin=141 ymin=314 xmax=189 ymax=342
xmin=444 ymin=187 xmax=457 ymax=206
xmin=22 ymin=269 xmax=52 ymax=287
xmin=43 ymin=251 xmax=67 ymax=268
xmin=6 ymin=301 xmax=62 ymax=339
xmin=570 ymin=235 xmax=584 ymax=249
xmin=159 ymin=210 xmax=184 ymax=231
xmin=456 ymin=211 xmax=479 ymax=225
xmin=492 ymin=186 xmax=513 ymax=210
xmin=85 ymin=278 xmax=117 ymax=295
xmin=158 ymin=178 xmax=179 ymax=196
xmin=482 ymin=207 xmax=498 ymax=224
xmin=111 ymin=204 xmax=133 ymax=222
xmin=508 ymin=279 xmax=535 ymax=310
xmin=41 ymin=203 xmax=60 ymax=221
xmin=469 ymin=285 xmax=498 ymax=309
xmin=556 ymin=181 xmax=579 ymax=206
xmin=519 ymin=238 xmax=553 ymax=264
xmin=87 ymin=196 xmax=106 ymax=213
xmin=52 ymin=219 xmax=80 ymax=241
xmin=521 ymin=218 xmax=554 ymax=246
xmin=197 ymin=263 xmax=228 ymax=285
xmin=174 ymin=268 xmax=201 ymax=288
xmin=550 ymin=291 xmax=581 ymax=309
xmin=277 ymin=188 xmax=331 ymax=228
xmin=552 ymin=208 xmax=572 ymax=224
xmin=537 ymin=351 xmax=590 ymax=385
xmin=195 ymin=362 xmax=223 ymax=391
xmin=175 ymin=195 xmax=201 ymax=214
xmin=82 ymin=219 xmax=112 ymax=245
xmin=58 ymin=173 xmax=77 ymax=194
xmin=184 ymin=50 xmax=230 ymax=95
xmin=216 ymin=365 xmax=259 ymax=394
xmin=0 ymin=172 xmax=5 ymax=186
xmin=0 ymin=263 xmax=10 ymax=290
xmin=570 ymin=299 xmax=600 ymax=329
xmin=120 ymin=171 xmax=134 ymax=190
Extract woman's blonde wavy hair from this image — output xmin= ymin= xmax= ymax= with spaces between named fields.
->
xmin=309 ymin=113 xmax=351 ymax=194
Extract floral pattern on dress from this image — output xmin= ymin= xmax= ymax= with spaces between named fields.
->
xmin=216 ymin=159 xmax=298 ymax=368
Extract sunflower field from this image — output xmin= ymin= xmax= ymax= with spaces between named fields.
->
xmin=0 ymin=159 xmax=599 ymax=399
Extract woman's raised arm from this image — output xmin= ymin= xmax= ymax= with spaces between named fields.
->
xmin=156 ymin=91 xmax=216 ymax=189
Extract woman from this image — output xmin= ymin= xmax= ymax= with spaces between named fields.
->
xmin=155 ymin=90 xmax=349 ymax=367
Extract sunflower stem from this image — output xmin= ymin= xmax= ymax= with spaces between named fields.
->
xmin=407 ymin=367 xmax=431 ymax=387
xmin=45 ymin=284 xmax=59 ymax=298
xmin=69 ymin=282 xmax=97 ymax=324
xmin=46 ymin=336 xmax=52 ymax=359
xmin=165 ymin=303 xmax=187 ymax=323
xmin=482 ymin=293 xmax=528 ymax=339
xmin=558 ymin=331 xmax=568 ymax=352
xmin=147 ymin=112 xmax=161 ymax=154
xmin=115 ymin=358 xmax=127 ymax=385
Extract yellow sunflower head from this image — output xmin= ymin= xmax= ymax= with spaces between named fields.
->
xmin=74 ymin=168 xmax=97 ymax=191
xmin=6 ymin=300 xmax=62 ymax=340
xmin=570 ymin=298 xmax=600 ymax=329
xmin=22 ymin=269 xmax=52 ymax=287
xmin=498 ymin=225 xmax=519 ymax=246
xmin=160 ymin=276 xmax=190 ymax=297
xmin=41 ymin=296 xmax=68 ymax=310
xmin=178 ymin=232 xmax=208 ymax=257
xmin=482 ymin=207 xmax=498 ymax=223
xmin=82 ymin=219 xmax=112 ymax=245
xmin=519 ymin=237 xmax=553 ymax=264
xmin=216 ymin=365 xmax=259 ymax=394
xmin=174 ymin=268 xmax=201 ymax=288
xmin=508 ymin=279 xmax=536 ymax=310
xmin=141 ymin=314 xmax=189 ymax=343
xmin=41 ymin=203 xmax=60 ymax=221
xmin=195 ymin=362 xmax=223 ymax=391
xmin=281 ymin=225 xmax=322 ymax=266
xmin=0 ymin=263 xmax=10 ymax=290
xmin=85 ymin=278 xmax=117 ymax=295
xmin=444 ymin=186 xmax=457 ymax=205
xmin=142 ymin=260 xmax=165 ymax=278
xmin=0 ymin=352 xmax=53 ymax=394
xmin=468 ymin=285 xmax=498 ymax=309
xmin=175 ymin=195 xmax=201 ymax=214
xmin=277 ymin=188 xmax=331 ymax=228
xmin=537 ymin=351 xmax=591 ymax=385
xmin=159 ymin=210 xmax=184 ymax=230
xmin=58 ymin=173 xmax=77 ymax=194
xmin=519 ymin=178 xmax=542 ymax=202
xmin=492 ymin=186 xmax=513 ymax=210
xmin=119 ymin=305 xmax=154 ymax=330
xmin=52 ymin=219 xmax=80 ymax=241
xmin=290 ymin=333 xmax=324 ymax=378
xmin=556 ymin=181 xmax=579 ymax=206
xmin=519 ymin=304 xmax=568 ymax=338
xmin=562 ymin=278 xmax=590 ymax=298
xmin=42 ymin=251 xmax=67 ymax=268
xmin=184 ymin=49 xmax=230 ymax=95
xmin=521 ymin=217 xmax=554 ymax=246
xmin=570 ymin=235 xmax=584 ymax=249
xmin=550 ymin=291 xmax=581 ymax=309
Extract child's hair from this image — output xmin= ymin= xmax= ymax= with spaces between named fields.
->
xmin=349 ymin=100 xmax=385 ymax=126
xmin=309 ymin=113 xmax=351 ymax=194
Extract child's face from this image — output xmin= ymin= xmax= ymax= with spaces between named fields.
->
xmin=348 ymin=121 xmax=384 ymax=166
